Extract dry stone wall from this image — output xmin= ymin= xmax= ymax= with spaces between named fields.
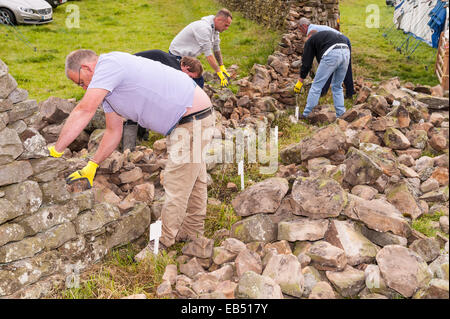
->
xmin=219 ymin=0 xmax=340 ymax=30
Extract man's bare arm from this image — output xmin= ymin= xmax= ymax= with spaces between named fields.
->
xmin=54 ymin=88 xmax=109 ymax=152
xmin=205 ymin=54 xmax=220 ymax=73
xmin=213 ymin=50 xmax=223 ymax=66
xmin=91 ymin=112 xmax=124 ymax=164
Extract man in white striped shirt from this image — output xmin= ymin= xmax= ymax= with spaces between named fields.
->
xmin=169 ymin=8 xmax=233 ymax=88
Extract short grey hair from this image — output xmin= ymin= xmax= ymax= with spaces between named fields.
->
xmin=65 ymin=49 xmax=97 ymax=78
xmin=216 ymin=8 xmax=232 ymax=20
xmin=298 ymin=17 xmax=311 ymax=27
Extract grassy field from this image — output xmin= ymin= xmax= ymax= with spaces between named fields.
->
xmin=339 ymin=0 xmax=440 ymax=85
xmin=0 ymin=0 xmax=280 ymax=102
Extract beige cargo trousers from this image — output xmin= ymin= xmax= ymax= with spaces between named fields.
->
xmin=159 ymin=112 xmax=215 ymax=248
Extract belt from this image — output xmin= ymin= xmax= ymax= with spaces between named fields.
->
xmin=322 ymin=43 xmax=349 ymax=58
xmin=332 ymin=44 xmax=349 ymax=50
xmin=178 ymin=107 xmax=212 ymax=125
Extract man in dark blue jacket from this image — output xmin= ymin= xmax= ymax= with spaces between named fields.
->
xmin=294 ymin=30 xmax=350 ymax=119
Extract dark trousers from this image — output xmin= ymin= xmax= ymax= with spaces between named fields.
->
xmin=168 ymin=51 xmax=205 ymax=89
xmin=321 ymin=36 xmax=355 ymax=98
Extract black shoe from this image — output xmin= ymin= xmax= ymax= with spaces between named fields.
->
xmin=345 ymin=93 xmax=355 ymax=99
xmin=299 ymin=114 xmax=309 ymax=123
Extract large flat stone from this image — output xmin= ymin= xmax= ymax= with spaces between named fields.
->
xmin=0 ymin=127 xmax=23 ymax=165
xmin=386 ymin=183 xmax=423 ymax=220
xmin=18 ymin=128 xmax=48 ymax=160
xmin=326 ymin=265 xmax=366 ymax=298
xmin=376 ymin=245 xmax=432 ymax=298
xmin=262 ymin=253 xmax=304 ymax=297
xmin=235 ymin=271 xmax=283 ymax=299
xmin=19 ymin=202 xmax=79 ymax=236
xmin=232 ymin=177 xmax=289 ymax=217
xmin=0 ymin=161 xmax=33 ymax=187
xmin=0 ymin=198 xmax=20 ymax=224
xmin=342 ymin=194 xmax=411 ymax=237
xmin=230 ymin=214 xmax=277 ymax=243
xmin=325 ymin=219 xmax=380 ymax=266
xmin=181 ymin=237 xmax=214 ymax=259
xmin=343 ymin=147 xmax=383 ymax=186
xmin=73 ymin=202 xmax=120 ymax=234
xmin=291 ymin=177 xmax=347 ymax=219
xmin=0 ymin=74 xmax=18 ymax=99
xmin=0 ymin=223 xmax=25 ymax=246
xmin=278 ymin=218 xmax=329 ymax=242
xmin=0 ymin=235 xmax=44 ymax=263
xmin=7 ymin=100 xmax=38 ymax=122
xmin=299 ymin=124 xmax=346 ymax=161
xmin=40 ymin=179 xmax=71 ymax=205
xmin=40 ymin=222 xmax=77 ymax=250
xmin=0 ymin=180 xmax=42 ymax=216
xmin=358 ymin=224 xmax=408 ymax=247
xmin=106 ymin=203 xmax=151 ymax=249
xmin=306 ymin=240 xmax=347 ymax=271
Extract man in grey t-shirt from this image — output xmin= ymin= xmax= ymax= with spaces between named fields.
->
xmin=169 ymin=8 xmax=233 ymax=88
xmin=48 ymin=49 xmax=216 ymax=258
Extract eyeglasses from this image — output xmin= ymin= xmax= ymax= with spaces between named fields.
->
xmin=76 ymin=66 xmax=84 ymax=87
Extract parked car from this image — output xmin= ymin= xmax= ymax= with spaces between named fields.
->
xmin=45 ymin=0 xmax=66 ymax=8
xmin=0 ymin=0 xmax=52 ymax=25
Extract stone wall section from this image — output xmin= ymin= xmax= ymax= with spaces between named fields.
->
xmin=219 ymin=0 xmax=339 ymax=30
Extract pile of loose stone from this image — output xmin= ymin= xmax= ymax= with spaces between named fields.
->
xmin=153 ymin=76 xmax=449 ymax=300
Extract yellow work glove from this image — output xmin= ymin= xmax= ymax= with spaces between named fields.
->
xmin=66 ymin=160 xmax=99 ymax=189
xmin=217 ymin=71 xmax=229 ymax=88
xmin=294 ymin=80 xmax=303 ymax=94
xmin=48 ymin=145 xmax=64 ymax=158
xmin=219 ymin=65 xmax=231 ymax=79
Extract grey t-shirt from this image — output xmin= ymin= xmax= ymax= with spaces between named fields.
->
xmin=88 ymin=52 xmax=196 ymax=135
xmin=169 ymin=15 xmax=220 ymax=57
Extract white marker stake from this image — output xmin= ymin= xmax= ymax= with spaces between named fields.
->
xmin=295 ymin=106 xmax=299 ymax=121
xmin=274 ymin=126 xmax=278 ymax=147
xmin=238 ymin=160 xmax=244 ymax=190
xmin=149 ymin=220 xmax=162 ymax=255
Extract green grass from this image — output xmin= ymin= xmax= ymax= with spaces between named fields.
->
xmin=0 ymin=0 xmax=281 ymax=102
xmin=49 ymin=243 xmax=176 ymax=299
xmin=205 ymin=203 xmax=240 ymax=245
xmin=412 ymin=211 xmax=448 ymax=238
xmin=339 ymin=0 xmax=440 ymax=85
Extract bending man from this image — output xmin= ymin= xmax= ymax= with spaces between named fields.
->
xmin=169 ymin=8 xmax=233 ymax=88
xmin=294 ymin=30 xmax=350 ymax=119
xmin=123 ymin=50 xmax=204 ymax=151
xmin=48 ymin=50 xmax=215 ymax=258
xmin=297 ymin=17 xmax=355 ymax=99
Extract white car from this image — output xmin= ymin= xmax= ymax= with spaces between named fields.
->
xmin=0 ymin=0 xmax=53 ymax=25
